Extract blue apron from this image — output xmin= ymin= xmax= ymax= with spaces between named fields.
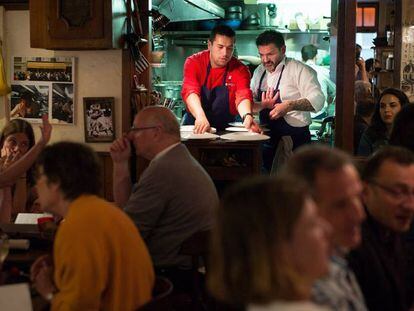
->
xmin=183 ymin=63 xmax=234 ymax=131
xmin=257 ymin=66 xmax=311 ymax=172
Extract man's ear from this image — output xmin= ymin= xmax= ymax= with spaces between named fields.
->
xmin=281 ymin=45 xmax=286 ymax=55
xmin=207 ymin=39 xmax=212 ymax=51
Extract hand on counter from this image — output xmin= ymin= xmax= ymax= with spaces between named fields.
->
xmin=194 ymin=116 xmax=211 ymax=134
xmin=110 ymin=136 xmax=131 ymax=164
xmin=243 ymin=115 xmax=262 ymax=133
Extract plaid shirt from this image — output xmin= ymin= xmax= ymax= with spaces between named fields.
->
xmin=312 ymin=255 xmax=367 ymax=311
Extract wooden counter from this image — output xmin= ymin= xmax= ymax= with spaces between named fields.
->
xmin=182 ymin=138 xmax=263 ymax=181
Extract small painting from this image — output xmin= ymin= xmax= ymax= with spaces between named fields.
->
xmin=83 ymin=97 xmax=115 ymax=143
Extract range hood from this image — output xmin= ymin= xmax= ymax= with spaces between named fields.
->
xmin=153 ymin=0 xmax=225 ymax=22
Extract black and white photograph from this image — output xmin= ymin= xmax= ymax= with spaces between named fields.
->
xmin=10 ymin=84 xmax=49 ymax=121
xmin=13 ymin=56 xmax=73 ymax=82
xmin=52 ymin=83 xmax=74 ymax=124
xmin=84 ymin=97 xmax=115 ymax=143
xmin=11 ymin=56 xmax=76 ymax=124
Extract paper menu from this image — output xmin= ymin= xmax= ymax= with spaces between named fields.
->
xmin=14 ymin=213 xmax=52 ymax=224
xmin=0 ymin=283 xmax=32 ymax=311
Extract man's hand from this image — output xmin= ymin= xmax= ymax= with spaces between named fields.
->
xmin=261 ymin=88 xmax=280 ymax=109
xmin=243 ymin=115 xmax=261 ymax=133
xmin=356 ymin=57 xmax=366 ymax=71
xmin=39 ymin=115 xmax=52 ymax=146
xmin=194 ymin=116 xmax=210 ymax=134
xmin=269 ymin=101 xmax=291 ymax=120
xmin=110 ymin=136 xmax=131 ymax=164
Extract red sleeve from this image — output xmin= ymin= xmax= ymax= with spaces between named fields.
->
xmin=181 ymin=51 xmax=208 ymax=103
xmin=227 ymin=60 xmax=253 ymax=115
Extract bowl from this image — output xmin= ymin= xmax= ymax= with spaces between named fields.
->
xmin=226 ymin=12 xmax=243 ymax=20
xmin=227 ymin=5 xmax=242 ymax=13
xmin=219 ymin=19 xmax=242 ymax=30
xmin=199 ymin=20 xmax=218 ymax=30
xmin=151 ymin=51 xmax=165 ymax=63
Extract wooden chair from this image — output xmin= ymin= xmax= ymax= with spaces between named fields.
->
xmin=178 ymin=230 xmax=211 ymax=311
xmin=138 ymin=276 xmax=174 ymax=311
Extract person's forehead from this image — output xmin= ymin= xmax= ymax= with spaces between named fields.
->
xmin=258 ymin=43 xmax=280 ymax=53
xmin=376 ymin=160 xmax=414 ymax=184
xmin=212 ymin=34 xmax=234 ymax=45
xmin=314 ymin=165 xmax=360 ymax=196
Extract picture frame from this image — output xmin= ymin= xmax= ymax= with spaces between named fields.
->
xmin=83 ymin=97 xmax=115 ymax=143
xmin=11 ymin=56 xmax=75 ymax=124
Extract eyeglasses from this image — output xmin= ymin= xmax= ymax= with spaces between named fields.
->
xmin=127 ymin=125 xmax=159 ymax=134
xmin=368 ymin=180 xmax=414 ymax=203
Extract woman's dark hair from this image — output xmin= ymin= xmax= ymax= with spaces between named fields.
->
xmin=368 ymin=88 xmax=409 ymax=139
xmin=0 ymin=119 xmax=35 ymax=150
xmin=37 ymin=142 xmax=101 ymax=200
xmin=390 ymin=104 xmax=414 ymax=151
xmin=0 ymin=119 xmax=36 ymax=184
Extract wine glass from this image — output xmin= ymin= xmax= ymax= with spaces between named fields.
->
xmin=0 ymin=232 xmax=9 ymax=265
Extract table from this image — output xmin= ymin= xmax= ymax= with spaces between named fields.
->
xmin=183 ymin=138 xmax=263 ymax=181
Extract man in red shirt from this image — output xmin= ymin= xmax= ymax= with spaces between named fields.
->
xmin=181 ymin=25 xmax=259 ymax=133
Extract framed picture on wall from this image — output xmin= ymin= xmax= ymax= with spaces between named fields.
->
xmin=11 ymin=56 xmax=75 ymax=124
xmin=83 ymin=97 xmax=115 ymax=143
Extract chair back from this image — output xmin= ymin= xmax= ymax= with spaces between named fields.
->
xmin=180 ymin=230 xmax=211 ymax=267
xmin=178 ymin=230 xmax=211 ymax=310
xmin=137 ymin=276 xmax=174 ymax=311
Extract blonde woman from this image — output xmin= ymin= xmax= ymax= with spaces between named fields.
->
xmin=208 ymin=176 xmax=331 ymax=310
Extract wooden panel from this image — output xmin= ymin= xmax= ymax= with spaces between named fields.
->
xmin=48 ymin=0 xmax=104 ymax=40
xmin=96 ymin=152 xmax=114 ymax=202
xmin=29 ymin=0 xmax=126 ymax=50
xmin=334 ymin=0 xmax=357 ymax=153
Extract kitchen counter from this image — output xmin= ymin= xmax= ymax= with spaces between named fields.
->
xmin=182 ymin=137 xmax=263 ymax=181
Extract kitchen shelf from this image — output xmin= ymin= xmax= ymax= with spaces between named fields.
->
xmin=160 ymin=29 xmax=329 ymax=36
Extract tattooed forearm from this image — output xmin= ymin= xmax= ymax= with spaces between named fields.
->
xmin=287 ymin=98 xmax=315 ymax=112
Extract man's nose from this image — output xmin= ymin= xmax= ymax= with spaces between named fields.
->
xmin=348 ymin=197 xmax=366 ymax=223
xmin=401 ymin=193 xmax=414 ymax=212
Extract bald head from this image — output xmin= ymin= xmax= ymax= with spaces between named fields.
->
xmin=136 ymin=106 xmax=180 ymax=140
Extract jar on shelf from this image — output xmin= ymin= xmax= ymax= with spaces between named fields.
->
xmin=386 ymin=53 xmax=394 ymax=71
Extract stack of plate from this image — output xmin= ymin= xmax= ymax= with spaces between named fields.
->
xmin=180 ymin=125 xmax=218 ymax=140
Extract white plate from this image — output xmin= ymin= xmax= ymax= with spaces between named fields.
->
xmin=220 ymin=132 xmax=270 ymax=141
xmin=180 ymin=125 xmax=217 ymax=134
xmin=181 ymin=132 xmax=219 ymax=140
xmin=228 ymin=121 xmax=244 ymax=127
xmin=225 ymin=126 xmax=249 ymax=132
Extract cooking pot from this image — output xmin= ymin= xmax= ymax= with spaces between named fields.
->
xmin=153 ymin=81 xmax=182 ymax=99
xmin=258 ymin=3 xmax=277 ymax=28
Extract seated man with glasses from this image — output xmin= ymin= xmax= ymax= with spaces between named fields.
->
xmin=348 ymin=146 xmax=414 ymax=311
xmin=110 ymin=106 xmax=218 ymax=291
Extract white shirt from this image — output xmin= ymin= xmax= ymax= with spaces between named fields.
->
xmin=251 ymin=57 xmax=325 ymax=127
xmin=305 ymin=60 xmax=336 ymax=118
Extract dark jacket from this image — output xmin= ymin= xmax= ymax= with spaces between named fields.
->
xmin=348 ymin=213 xmax=413 ymax=311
